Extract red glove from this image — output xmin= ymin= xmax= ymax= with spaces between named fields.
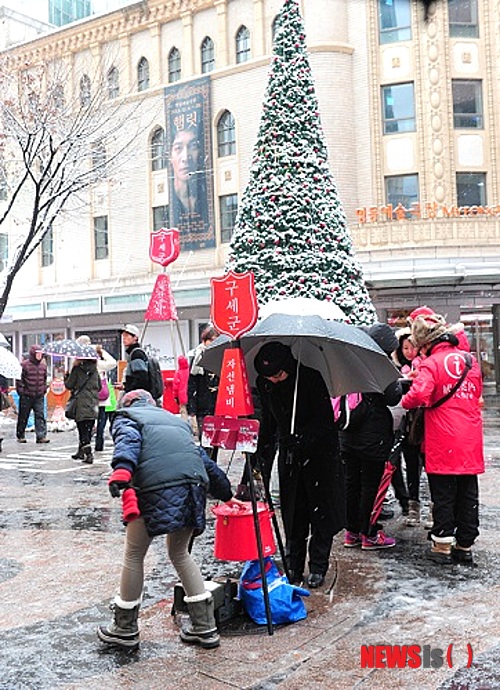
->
xmin=108 ymin=468 xmax=132 ymax=498
xmin=122 ymin=488 xmax=140 ymax=523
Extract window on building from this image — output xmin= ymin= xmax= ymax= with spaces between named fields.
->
xmin=137 ymin=57 xmax=149 ymax=92
xmin=52 ymin=82 xmax=65 ymax=111
xmin=151 ymin=128 xmax=167 ymax=171
xmin=41 ymin=226 xmax=54 ymax=267
xmin=49 ymin=0 xmax=91 ymax=27
xmin=201 ymin=37 xmax=215 ymax=74
xmin=0 ymin=172 xmax=6 ymax=202
xmin=385 ymin=174 xmax=419 ymax=215
xmin=271 ymin=15 xmax=281 ymax=42
xmin=382 ymin=83 xmax=416 ymax=134
xmin=79 ymin=74 xmax=91 ymax=107
xmin=94 ymin=216 xmax=109 ymax=260
xmin=378 ymin=0 xmax=411 ymax=44
xmin=236 ymin=26 xmax=251 ymax=64
xmin=448 ymin=0 xmax=479 ymax=38
xmin=153 ymin=205 xmax=169 ymax=231
xmin=456 ymin=172 xmax=486 ymax=207
xmin=0 ymin=233 xmax=8 ymax=272
xmin=107 ymin=66 xmax=119 ymax=99
xmin=217 ymin=111 xmax=236 ymax=157
xmin=92 ymin=141 xmax=107 ymax=172
xmin=168 ymin=48 xmax=181 ymax=83
xmin=452 ymin=80 xmax=483 ymax=129
xmin=219 ymin=194 xmax=238 ymax=243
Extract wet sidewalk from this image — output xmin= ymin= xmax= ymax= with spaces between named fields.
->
xmin=0 ymin=393 xmax=499 ymax=689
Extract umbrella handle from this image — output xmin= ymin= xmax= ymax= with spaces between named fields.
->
xmin=290 ymin=353 xmax=300 ymax=434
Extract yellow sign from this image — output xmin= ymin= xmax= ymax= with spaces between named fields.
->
xmin=356 ymin=202 xmax=500 ymax=224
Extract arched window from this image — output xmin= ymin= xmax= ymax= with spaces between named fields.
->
xmin=107 ymin=66 xmax=119 ymax=99
xmin=80 ymin=74 xmax=91 ymax=107
xmin=271 ymin=15 xmax=281 ymax=43
xmin=201 ymin=36 xmax=215 ymax=74
xmin=137 ymin=57 xmax=149 ymax=92
xmin=217 ymin=110 xmax=236 ymax=157
xmin=168 ymin=47 xmax=181 ymax=83
xmin=92 ymin=141 xmax=107 ymax=172
xmin=236 ymin=25 xmax=250 ymax=64
xmin=151 ymin=127 xmax=167 ymax=171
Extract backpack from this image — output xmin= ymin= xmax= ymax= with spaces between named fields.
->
xmin=331 ymin=393 xmax=369 ymax=431
xmin=147 ymin=356 xmax=164 ymax=401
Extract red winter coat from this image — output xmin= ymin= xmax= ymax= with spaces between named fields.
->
xmin=172 ymin=356 xmax=189 ymax=406
xmin=401 ymin=342 xmax=484 ymax=475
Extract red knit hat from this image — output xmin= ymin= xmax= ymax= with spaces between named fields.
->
xmin=408 ymin=306 xmax=435 ymax=323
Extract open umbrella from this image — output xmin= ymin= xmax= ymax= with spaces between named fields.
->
xmin=259 ymin=297 xmax=347 ymax=322
xmin=43 ymin=339 xmax=89 ymax=359
xmin=78 ymin=344 xmax=99 ymax=360
xmin=201 ymin=313 xmax=400 ymax=398
xmin=0 ymin=333 xmax=10 ymax=348
xmin=0 ymin=347 xmax=21 ymax=379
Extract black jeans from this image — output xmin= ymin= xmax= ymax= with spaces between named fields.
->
xmin=77 ymin=419 xmax=95 ymax=448
xmin=401 ymin=440 xmax=422 ymax=501
xmin=427 ymin=473 xmax=479 ymax=548
xmin=344 ymin=450 xmax=385 ymax=537
xmin=17 ymin=394 xmax=47 ymax=441
xmin=95 ymin=407 xmax=108 ymax=451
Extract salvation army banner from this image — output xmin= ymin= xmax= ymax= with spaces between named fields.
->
xmin=164 ymin=77 xmax=215 ymax=252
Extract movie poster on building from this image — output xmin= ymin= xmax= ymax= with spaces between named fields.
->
xmin=164 ymin=77 xmax=215 ymax=252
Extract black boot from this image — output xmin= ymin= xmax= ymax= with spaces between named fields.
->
xmin=82 ymin=444 xmax=94 ymax=464
xmin=71 ymin=445 xmax=84 ymax=460
xmin=97 ymin=596 xmax=141 ymax=649
xmin=180 ymin=592 xmax=220 ymax=649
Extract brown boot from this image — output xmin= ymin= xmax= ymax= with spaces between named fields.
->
xmin=405 ymin=500 xmax=420 ymax=527
xmin=430 ymin=539 xmax=452 ymax=564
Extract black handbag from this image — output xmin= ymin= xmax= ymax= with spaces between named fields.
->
xmin=406 ymin=353 xmax=472 ymax=446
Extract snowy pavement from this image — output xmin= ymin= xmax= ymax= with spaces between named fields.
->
xmin=0 ymin=394 xmax=498 ymax=689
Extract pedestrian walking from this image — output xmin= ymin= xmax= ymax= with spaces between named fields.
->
xmin=253 ymin=341 xmax=344 ymax=588
xmin=97 ymin=389 xmax=234 ymax=650
xmin=64 ymin=357 xmax=100 ymax=464
xmin=16 ymin=344 xmax=50 ymax=444
xmin=77 ymin=336 xmax=117 ymax=452
xmin=187 ymin=326 xmax=219 ymax=444
xmin=402 ymin=312 xmax=484 ymax=565
xmin=172 ymin=354 xmax=189 ymax=420
xmin=119 ymin=325 xmax=149 ymax=394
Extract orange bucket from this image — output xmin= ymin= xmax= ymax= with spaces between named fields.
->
xmin=212 ymin=502 xmax=276 ymax=561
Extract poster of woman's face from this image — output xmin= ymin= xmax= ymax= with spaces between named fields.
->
xmin=164 ymin=78 xmax=215 ymax=251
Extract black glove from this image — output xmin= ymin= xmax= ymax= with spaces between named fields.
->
xmin=400 ymin=378 xmax=413 ymax=394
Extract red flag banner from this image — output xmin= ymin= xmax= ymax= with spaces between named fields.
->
xmin=145 ymin=274 xmax=178 ymax=321
xmin=149 ymin=228 xmax=180 ymax=267
xmin=210 ymin=271 xmax=258 ymax=340
xmin=215 ymin=347 xmax=254 ymax=417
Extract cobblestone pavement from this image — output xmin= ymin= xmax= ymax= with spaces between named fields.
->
xmin=0 ymin=393 xmax=499 ymax=690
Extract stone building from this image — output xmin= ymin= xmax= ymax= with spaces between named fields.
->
xmin=0 ymin=0 xmax=498 ymax=385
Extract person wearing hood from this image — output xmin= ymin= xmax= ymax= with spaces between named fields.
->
xmin=401 ymin=313 xmax=484 ymax=565
xmin=16 ymin=344 xmax=50 ymax=444
xmin=253 ymin=341 xmax=345 ymax=589
xmin=97 ymin=389 xmax=234 ymax=651
xmin=172 ymin=354 xmax=189 ymax=421
xmin=340 ymin=323 xmax=403 ymax=551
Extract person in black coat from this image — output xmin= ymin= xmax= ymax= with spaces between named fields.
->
xmin=340 ymin=323 xmax=403 ymax=550
xmin=97 ymin=389 xmax=235 ymax=651
xmin=254 ymin=342 xmax=344 ymax=589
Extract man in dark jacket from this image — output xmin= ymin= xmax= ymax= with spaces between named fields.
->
xmin=97 ymin=389 xmax=235 ymax=651
xmin=121 ymin=324 xmax=150 ymax=394
xmin=16 ymin=344 xmax=49 ymax=444
xmin=254 ymin=342 xmax=344 ymax=589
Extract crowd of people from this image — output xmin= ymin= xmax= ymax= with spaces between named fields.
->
xmin=0 ymin=310 xmax=485 ymax=652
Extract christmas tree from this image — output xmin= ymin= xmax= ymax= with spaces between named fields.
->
xmin=227 ymin=0 xmax=376 ymax=325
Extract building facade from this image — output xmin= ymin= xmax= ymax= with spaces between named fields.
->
xmin=0 ymin=0 xmax=499 ymax=384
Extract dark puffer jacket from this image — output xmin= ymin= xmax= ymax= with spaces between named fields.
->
xmin=64 ymin=360 xmax=101 ymax=421
xmin=16 ymin=345 xmax=47 ymax=397
xmin=111 ymin=401 xmax=232 ymax=537
xmin=124 ymin=342 xmax=150 ymax=393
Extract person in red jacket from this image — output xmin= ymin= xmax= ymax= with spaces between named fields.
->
xmin=401 ymin=312 xmax=484 ymax=565
xmin=172 ymin=355 xmax=189 ymax=420
xmin=16 ymin=344 xmax=50 ymax=444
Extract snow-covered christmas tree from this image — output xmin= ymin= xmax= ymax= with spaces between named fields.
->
xmin=227 ymin=0 xmax=376 ymax=325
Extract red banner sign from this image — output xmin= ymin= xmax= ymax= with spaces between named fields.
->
xmin=149 ymin=228 xmax=180 ymax=267
xmin=145 ymin=274 xmax=178 ymax=321
xmin=201 ymin=416 xmax=260 ymax=452
xmin=215 ymin=347 xmax=254 ymax=418
xmin=210 ymin=271 xmax=258 ymax=340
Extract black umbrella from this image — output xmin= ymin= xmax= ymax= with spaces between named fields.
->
xmin=200 ymin=313 xmax=400 ymax=398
